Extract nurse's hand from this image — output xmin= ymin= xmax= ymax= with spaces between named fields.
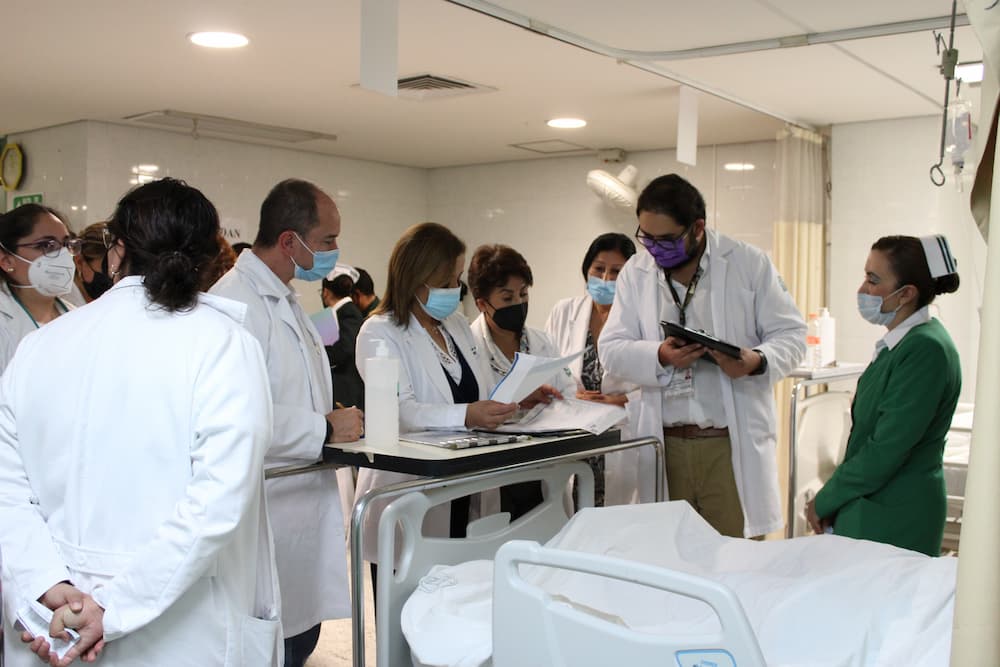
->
xmin=465 ymin=400 xmax=518 ymax=429
xmin=658 ymin=337 xmax=705 ymax=369
xmin=327 ymin=407 xmax=364 ymax=442
xmin=520 ymin=384 xmax=563 ymax=409
xmin=709 ymin=347 xmax=761 ymax=379
xmin=805 ymin=499 xmax=831 ymax=535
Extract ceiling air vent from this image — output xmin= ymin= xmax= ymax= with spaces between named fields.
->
xmin=394 ymin=74 xmax=497 ymax=100
xmin=509 ymin=139 xmax=591 ymax=155
xmin=123 ymin=110 xmax=337 ymax=144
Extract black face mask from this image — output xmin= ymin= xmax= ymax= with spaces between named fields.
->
xmin=82 ymin=255 xmax=113 ymax=300
xmin=490 ymin=302 xmax=528 ymax=333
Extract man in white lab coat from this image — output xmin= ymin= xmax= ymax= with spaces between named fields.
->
xmin=0 ymin=177 xmax=281 ymax=666
xmin=600 ymin=174 xmax=805 ymax=538
xmin=212 ymin=179 xmax=363 ymax=667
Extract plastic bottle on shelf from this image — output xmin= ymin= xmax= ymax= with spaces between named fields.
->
xmin=818 ymin=307 xmax=836 ymax=367
xmin=806 ymin=313 xmax=822 ymax=370
xmin=364 ymin=339 xmax=399 ymax=447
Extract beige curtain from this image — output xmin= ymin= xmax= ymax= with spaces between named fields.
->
xmin=771 ymin=125 xmax=828 ymax=538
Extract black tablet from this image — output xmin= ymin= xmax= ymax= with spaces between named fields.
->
xmin=661 ymin=321 xmax=742 ymax=359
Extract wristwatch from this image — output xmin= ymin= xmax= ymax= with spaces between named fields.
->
xmin=750 ymin=349 xmax=768 ymax=376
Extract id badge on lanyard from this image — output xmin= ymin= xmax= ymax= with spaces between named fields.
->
xmin=661 ymin=268 xmax=700 ymax=398
xmin=665 ymin=366 xmax=695 ymax=397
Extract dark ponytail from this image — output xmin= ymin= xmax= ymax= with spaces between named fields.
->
xmin=107 ymin=178 xmax=220 ymax=312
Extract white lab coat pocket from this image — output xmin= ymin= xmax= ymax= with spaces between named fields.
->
xmin=237 ymin=614 xmax=281 ymax=666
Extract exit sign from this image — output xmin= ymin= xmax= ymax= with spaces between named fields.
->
xmin=12 ymin=193 xmax=43 ymax=207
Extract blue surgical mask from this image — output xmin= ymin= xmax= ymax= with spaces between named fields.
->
xmin=857 ymin=287 xmax=903 ymax=326
xmin=292 ymin=233 xmax=340 ymax=282
xmin=586 ymin=275 xmax=616 ymax=305
xmin=419 ymin=284 xmax=461 ymax=321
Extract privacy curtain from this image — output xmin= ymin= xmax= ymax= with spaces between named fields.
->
xmin=771 ymin=125 xmax=828 ymax=537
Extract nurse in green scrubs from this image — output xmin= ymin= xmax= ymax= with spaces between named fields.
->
xmin=806 ymin=234 xmax=961 ymax=556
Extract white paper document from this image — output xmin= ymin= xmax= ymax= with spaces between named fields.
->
xmin=488 ymin=351 xmax=583 ymax=404
xmin=17 ymin=600 xmax=80 ymax=660
xmin=493 ymin=397 xmax=626 ymax=435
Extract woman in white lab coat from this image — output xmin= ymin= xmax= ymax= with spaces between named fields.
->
xmin=0 ymin=178 xmax=281 ymax=666
xmin=0 ymin=204 xmax=79 ymax=373
xmin=544 ymin=233 xmax=637 ymax=506
xmin=467 ymin=243 xmax=576 ymax=518
xmin=355 ymin=223 xmax=557 ymax=565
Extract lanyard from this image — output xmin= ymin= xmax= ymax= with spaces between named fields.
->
xmin=665 ymin=268 xmax=702 ymax=327
xmin=10 ymin=290 xmax=66 ymax=329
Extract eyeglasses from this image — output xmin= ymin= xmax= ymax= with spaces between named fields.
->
xmin=13 ymin=237 xmax=84 ymax=258
xmin=634 ymin=225 xmax=690 ymax=248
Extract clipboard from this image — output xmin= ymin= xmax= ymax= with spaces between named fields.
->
xmin=661 ymin=321 xmax=742 ymax=359
xmin=400 ymin=430 xmax=532 ymax=450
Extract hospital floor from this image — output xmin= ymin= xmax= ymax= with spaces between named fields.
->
xmin=307 ymin=564 xmax=377 ymax=667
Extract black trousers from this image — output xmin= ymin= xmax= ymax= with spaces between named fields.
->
xmin=283 ymin=623 xmax=321 ymax=667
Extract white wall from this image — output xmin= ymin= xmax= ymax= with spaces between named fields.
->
xmin=6 ymin=122 xmax=780 ymax=326
xmin=3 ymin=123 xmax=88 ymax=225
xmin=6 ymin=121 xmax=430 ymax=314
xmin=831 ymin=116 xmax=987 ymax=404
xmin=429 ymin=141 xmax=777 ymax=329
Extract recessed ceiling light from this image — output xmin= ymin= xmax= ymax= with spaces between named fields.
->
xmin=188 ymin=31 xmax=249 ymax=49
xmin=547 ymin=117 xmax=587 ymax=129
xmin=137 ymin=164 xmax=159 ymax=172
xmin=724 ymin=162 xmax=756 ymax=171
xmin=955 ymin=61 xmax=984 ymax=84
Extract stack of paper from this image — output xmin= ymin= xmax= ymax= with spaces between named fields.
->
xmin=493 ymin=398 xmax=626 ymax=435
xmin=489 ymin=351 xmax=583 ymax=404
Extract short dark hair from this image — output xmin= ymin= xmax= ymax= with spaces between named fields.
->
xmin=636 ymin=174 xmax=706 ymax=229
xmin=232 ymin=242 xmax=252 ymax=255
xmin=580 ymin=233 xmax=636 ymax=281
xmin=353 ymin=268 xmax=375 ymax=296
xmin=254 ymin=179 xmax=323 ymax=248
xmin=107 ymin=177 xmax=221 ymax=312
xmin=323 ymin=273 xmax=354 ymax=299
xmin=467 ymin=244 xmax=533 ymax=300
xmin=0 ymin=204 xmax=70 ymax=285
xmin=872 ymin=235 xmax=960 ymax=309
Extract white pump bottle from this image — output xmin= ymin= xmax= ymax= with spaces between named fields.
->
xmin=364 ymin=339 xmax=399 ymax=447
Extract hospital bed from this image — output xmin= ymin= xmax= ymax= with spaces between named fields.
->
xmin=790 ymin=390 xmax=853 ymax=537
xmin=942 ymin=404 xmax=974 ymax=552
xmin=381 ymin=467 xmax=957 ymax=667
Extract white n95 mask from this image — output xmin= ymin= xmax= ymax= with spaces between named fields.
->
xmin=14 ymin=248 xmax=76 ymax=297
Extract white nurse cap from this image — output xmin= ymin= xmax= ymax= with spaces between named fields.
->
xmin=919 ymin=235 xmax=958 ymax=278
xmin=325 ymin=263 xmax=360 ymax=282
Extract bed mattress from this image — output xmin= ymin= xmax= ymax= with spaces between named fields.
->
xmin=403 ymin=502 xmax=957 ymax=667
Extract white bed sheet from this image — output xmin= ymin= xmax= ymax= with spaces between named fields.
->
xmin=403 ymin=502 xmax=956 ymax=667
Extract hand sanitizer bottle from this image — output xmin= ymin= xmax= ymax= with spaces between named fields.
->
xmin=364 ymin=339 xmax=399 ymax=447
xmin=818 ymin=307 xmax=836 ymax=367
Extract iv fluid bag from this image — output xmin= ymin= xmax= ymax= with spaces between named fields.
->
xmin=945 ymin=98 xmax=974 ymax=168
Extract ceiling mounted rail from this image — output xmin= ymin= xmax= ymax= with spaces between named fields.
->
xmin=445 ymin=0 xmax=968 ymax=130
